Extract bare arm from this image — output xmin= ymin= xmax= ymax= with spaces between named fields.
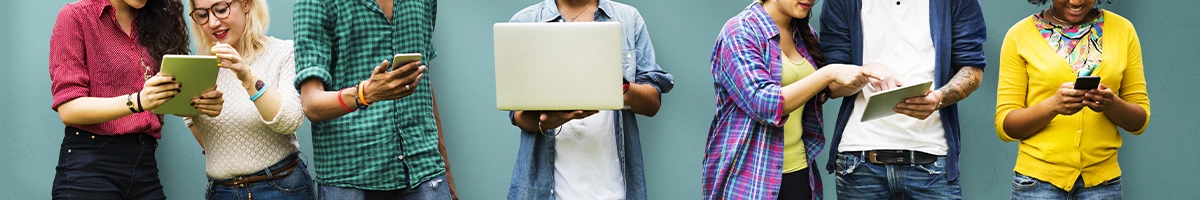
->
xmin=299 ymin=79 xmax=358 ymax=122
xmin=780 ymin=69 xmax=836 ymax=113
xmin=431 ymin=85 xmax=458 ymax=200
xmin=935 ymin=66 xmax=984 ymax=108
xmin=623 ymin=83 xmax=661 ymax=117
xmin=58 ymin=96 xmax=137 ymax=126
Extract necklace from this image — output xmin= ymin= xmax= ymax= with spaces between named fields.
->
xmin=560 ymin=1 xmax=595 ymax=22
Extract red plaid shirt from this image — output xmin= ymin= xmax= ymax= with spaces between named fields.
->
xmin=704 ymin=3 xmax=826 ymax=200
xmin=49 ymin=0 xmax=162 ymax=138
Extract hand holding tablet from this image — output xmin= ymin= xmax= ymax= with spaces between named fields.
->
xmin=152 ymin=55 xmax=222 ymax=116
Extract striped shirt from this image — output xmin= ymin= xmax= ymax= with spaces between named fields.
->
xmin=704 ymin=3 xmax=826 ymax=200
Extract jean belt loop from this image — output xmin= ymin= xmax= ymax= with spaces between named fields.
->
xmin=910 ymin=151 xmax=918 ymax=166
xmin=263 ymin=167 xmax=274 ymax=180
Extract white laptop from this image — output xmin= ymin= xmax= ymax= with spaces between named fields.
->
xmin=493 ymin=22 xmax=624 ymax=111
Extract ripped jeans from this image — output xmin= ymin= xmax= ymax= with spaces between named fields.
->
xmin=833 ymin=152 xmax=962 ymax=200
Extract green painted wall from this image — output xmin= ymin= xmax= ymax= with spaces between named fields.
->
xmin=2 ymin=0 xmax=1197 ymax=199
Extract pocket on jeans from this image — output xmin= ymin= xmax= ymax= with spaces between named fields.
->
xmin=1012 ymin=173 xmax=1039 ymax=191
xmin=916 ymin=157 xmax=946 ymax=175
xmin=270 ymin=163 xmax=313 ymax=193
xmin=834 ymin=153 xmax=860 ymax=176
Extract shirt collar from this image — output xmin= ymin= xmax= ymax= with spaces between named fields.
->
xmin=746 ymin=2 xmax=808 ymax=40
xmin=746 ymin=3 xmax=781 ymax=38
xmin=86 ymin=0 xmax=115 ymax=19
xmin=538 ymin=0 xmax=613 ymax=22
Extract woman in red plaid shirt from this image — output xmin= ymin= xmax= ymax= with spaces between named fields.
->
xmin=704 ymin=0 xmax=875 ymax=199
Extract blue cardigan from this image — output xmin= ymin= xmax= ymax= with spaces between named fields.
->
xmin=818 ymin=0 xmax=988 ymax=181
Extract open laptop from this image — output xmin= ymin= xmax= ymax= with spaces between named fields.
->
xmin=493 ymin=22 xmax=624 ymax=111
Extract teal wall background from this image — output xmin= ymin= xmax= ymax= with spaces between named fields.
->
xmin=2 ymin=0 xmax=1198 ymax=199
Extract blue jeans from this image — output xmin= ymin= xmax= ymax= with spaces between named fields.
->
xmin=833 ymin=152 xmax=962 ymax=200
xmin=52 ymin=127 xmax=165 ymax=200
xmin=1011 ymin=172 xmax=1121 ymax=200
xmin=318 ymin=175 xmax=450 ymax=200
xmin=206 ymin=153 xmax=314 ymax=200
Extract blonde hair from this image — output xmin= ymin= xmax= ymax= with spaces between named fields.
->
xmin=189 ymin=0 xmax=270 ymax=62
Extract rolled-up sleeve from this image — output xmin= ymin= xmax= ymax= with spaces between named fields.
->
xmin=631 ymin=12 xmax=674 ymax=94
xmin=265 ymin=50 xmax=306 ymax=135
xmin=950 ymin=0 xmax=988 ymax=70
xmin=1120 ymin=26 xmax=1150 ymax=135
xmin=819 ymin=0 xmax=854 ymax=65
xmin=49 ymin=6 xmax=90 ymax=111
xmin=994 ymin=27 xmax=1027 ymax=143
xmin=293 ymin=0 xmax=335 ymax=90
xmin=712 ymin=28 xmax=785 ymax=127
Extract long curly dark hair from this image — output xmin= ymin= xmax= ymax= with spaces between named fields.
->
xmin=136 ymin=0 xmax=191 ymax=64
xmin=1028 ymin=0 xmax=1114 ymax=5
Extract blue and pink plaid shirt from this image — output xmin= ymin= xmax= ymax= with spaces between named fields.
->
xmin=704 ymin=3 xmax=826 ymax=200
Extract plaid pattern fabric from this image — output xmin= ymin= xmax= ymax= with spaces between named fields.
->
xmin=292 ymin=0 xmax=441 ymax=190
xmin=704 ymin=3 xmax=825 ymax=200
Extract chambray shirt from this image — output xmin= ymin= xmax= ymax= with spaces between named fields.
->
xmin=506 ymin=0 xmax=674 ymax=199
xmin=292 ymin=0 xmax=442 ymax=190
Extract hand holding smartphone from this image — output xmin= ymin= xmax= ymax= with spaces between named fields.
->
xmin=1073 ymin=76 xmax=1100 ymax=90
xmin=391 ymin=53 xmax=423 ymax=77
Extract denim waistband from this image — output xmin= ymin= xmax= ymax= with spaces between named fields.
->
xmin=210 ymin=152 xmax=302 ymax=182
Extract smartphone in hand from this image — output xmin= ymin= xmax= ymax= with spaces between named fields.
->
xmin=390 ymin=53 xmax=423 ymax=76
xmin=1074 ymin=76 xmax=1100 ymax=90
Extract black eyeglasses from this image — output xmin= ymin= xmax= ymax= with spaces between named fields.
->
xmin=190 ymin=0 xmax=242 ymax=25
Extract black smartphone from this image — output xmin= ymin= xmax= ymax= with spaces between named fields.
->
xmin=1074 ymin=76 xmax=1101 ymax=90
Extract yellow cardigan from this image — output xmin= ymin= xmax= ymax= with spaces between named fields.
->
xmin=995 ymin=10 xmax=1151 ymax=191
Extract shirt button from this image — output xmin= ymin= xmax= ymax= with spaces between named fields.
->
xmin=398 ymin=155 xmax=405 ymax=160
xmin=91 ymin=135 xmax=95 ymax=139
xmin=67 ymin=149 xmax=72 ymax=153
xmin=550 ymin=189 xmax=555 ymax=194
xmin=75 ymin=132 xmax=79 ymax=135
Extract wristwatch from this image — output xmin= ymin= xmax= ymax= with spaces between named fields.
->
xmin=254 ymin=79 xmax=265 ymax=91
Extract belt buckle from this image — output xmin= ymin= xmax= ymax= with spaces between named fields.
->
xmin=232 ymin=177 xmax=247 ymax=188
xmin=867 ymin=151 xmax=885 ymax=164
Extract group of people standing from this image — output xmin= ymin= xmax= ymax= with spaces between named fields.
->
xmin=46 ymin=0 xmax=1148 ymax=199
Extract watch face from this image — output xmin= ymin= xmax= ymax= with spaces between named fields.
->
xmin=255 ymin=80 xmax=265 ymax=90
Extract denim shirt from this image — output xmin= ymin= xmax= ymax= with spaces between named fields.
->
xmin=818 ymin=0 xmax=987 ymax=181
xmin=506 ymin=0 xmax=674 ymax=199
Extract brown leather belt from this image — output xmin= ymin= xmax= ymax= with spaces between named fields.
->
xmin=846 ymin=150 xmax=938 ymax=165
xmin=214 ymin=156 xmax=300 ymax=187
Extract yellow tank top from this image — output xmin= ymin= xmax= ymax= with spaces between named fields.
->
xmin=781 ymin=50 xmax=816 ymax=174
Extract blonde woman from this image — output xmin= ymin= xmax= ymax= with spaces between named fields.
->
xmin=185 ymin=0 xmax=311 ymax=199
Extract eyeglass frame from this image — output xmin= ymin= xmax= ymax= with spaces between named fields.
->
xmin=189 ymin=0 xmax=246 ymax=25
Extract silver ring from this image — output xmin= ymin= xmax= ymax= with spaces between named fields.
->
xmin=405 ymin=85 xmax=411 ymax=91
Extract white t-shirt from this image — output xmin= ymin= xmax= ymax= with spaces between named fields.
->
xmin=839 ymin=0 xmax=948 ymax=155
xmin=554 ymin=110 xmax=626 ymax=199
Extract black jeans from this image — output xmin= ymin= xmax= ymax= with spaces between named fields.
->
xmin=52 ymin=127 xmax=165 ymax=200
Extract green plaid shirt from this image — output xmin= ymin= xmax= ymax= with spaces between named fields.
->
xmin=293 ymin=0 xmax=441 ymax=190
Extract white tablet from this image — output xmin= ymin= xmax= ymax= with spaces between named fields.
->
xmin=860 ymin=80 xmax=935 ymax=122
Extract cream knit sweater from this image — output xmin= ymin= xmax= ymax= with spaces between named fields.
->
xmin=185 ymin=37 xmax=304 ymax=179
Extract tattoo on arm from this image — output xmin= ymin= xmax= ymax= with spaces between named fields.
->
xmin=936 ymin=66 xmax=983 ymax=108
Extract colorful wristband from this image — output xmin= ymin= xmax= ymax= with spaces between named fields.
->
xmin=337 ymin=88 xmax=353 ymax=112
xmin=356 ymin=81 xmax=371 ymax=109
xmin=249 ymin=83 xmax=268 ymax=102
